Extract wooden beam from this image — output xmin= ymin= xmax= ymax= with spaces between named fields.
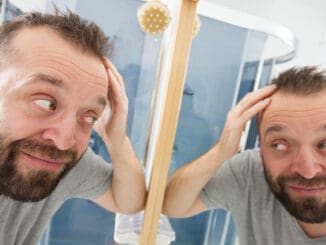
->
xmin=139 ymin=0 xmax=199 ymax=244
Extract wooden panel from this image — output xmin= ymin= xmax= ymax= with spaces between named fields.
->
xmin=139 ymin=0 xmax=199 ymax=244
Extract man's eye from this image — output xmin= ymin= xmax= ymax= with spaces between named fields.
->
xmin=34 ymin=99 xmax=56 ymax=111
xmin=272 ymin=143 xmax=287 ymax=151
xmin=84 ymin=115 xmax=97 ymax=125
xmin=318 ymin=142 xmax=326 ymax=150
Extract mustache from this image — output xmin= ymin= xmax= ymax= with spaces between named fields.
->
xmin=11 ymin=139 xmax=77 ymax=163
xmin=278 ymin=174 xmax=326 ymax=188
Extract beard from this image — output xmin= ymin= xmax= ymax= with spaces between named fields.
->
xmin=263 ymin=165 xmax=326 ymax=224
xmin=0 ymin=136 xmax=79 ymax=202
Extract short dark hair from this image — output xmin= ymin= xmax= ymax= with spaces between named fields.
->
xmin=271 ymin=66 xmax=326 ymax=95
xmin=257 ymin=66 xmax=326 ymax=138
xmin=0 ymin=9 xmax=112 ymax=61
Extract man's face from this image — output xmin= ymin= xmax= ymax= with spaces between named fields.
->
xmin=259 ymin=90 xmax=326 ymax=223
xmin=0 ymin=27 xmax=108 ymax=201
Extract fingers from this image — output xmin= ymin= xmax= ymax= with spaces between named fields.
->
xmin=217 ymin=85 xmax=277 ymax=156
xmin=108 ymin=69 xmax=128 ymax=105
xmin=233 ymin=84 xmax=277 ymax=118
xmin=102 ymin=57 xmax=125 ymax=90
xmin=101 ymin=57 xmax=126 ymax=98
xmin=239 ymin=97 xmax=271 ymax=123
xmin=101 ymin=57 xmax=128 ymax=117
xmin=226 ymin=84 xmax=277 ymax=130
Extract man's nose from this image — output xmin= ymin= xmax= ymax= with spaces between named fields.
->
xmin=290 ymin=147 xmax=322 ymax=179
xmin=42 ymin=115 xmax=77 ymax=151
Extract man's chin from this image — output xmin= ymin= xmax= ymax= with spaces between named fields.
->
xmin=1 ymin=161 xmax=74 ymax=202
xmin=8 ymin=190 xmax=54 ymax=202
xmin=2 ymin=173 xmax=60 ymax=202
xmin=263 ymin=168 xmax=326 ymax=223
xmin=274 ymin=189 xmax=326 ymax=223
xmin=0 ymin=136 xmax=80 ymax=202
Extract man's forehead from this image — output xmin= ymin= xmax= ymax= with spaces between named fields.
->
xmin=11 ymin=26 xmax=64 ymax=51
xmin=10 ymin=26 xmax=108 ymax=87
xmin=258 ymin=91 xmax=286 ymax=124
xmin=259 ymin=90 xmax=326 ymax=133
xmin=262 ymin=89 xmax=326 ymax=114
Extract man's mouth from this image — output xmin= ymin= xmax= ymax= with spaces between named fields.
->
xmin=288 ymin=184 xmax=326 ymax=196
xmin=19 ymin=150 xmax=65 ymax=172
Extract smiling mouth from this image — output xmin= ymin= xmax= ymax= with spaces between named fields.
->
xmin=288 ymin=185 xmax=326 ymax=196
xmin=20 ymin=151 xmax=65 ymax=171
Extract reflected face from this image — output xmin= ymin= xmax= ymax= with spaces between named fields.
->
xmin=0 ymin=27 xmax=108 ymax=201
xmin=259 ymin=90 xmax=326 ymax=223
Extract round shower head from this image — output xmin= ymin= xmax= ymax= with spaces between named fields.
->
xmin=137 ymin=1 xmax=171 ymax=35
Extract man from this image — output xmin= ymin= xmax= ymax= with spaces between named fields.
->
xmin=163 ymin=67 xmax=326 ymax=244
xmin=0 ymin=10 xmax=146 ymax=245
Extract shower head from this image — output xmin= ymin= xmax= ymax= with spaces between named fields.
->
xmin=137 ymin=1 xmax=171 ymax=35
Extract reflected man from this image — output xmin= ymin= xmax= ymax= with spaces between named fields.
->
xmin=0 ymin=10 xmax=146 ymax=244
xmin=164 ymin=67 xmax=326 ymax=244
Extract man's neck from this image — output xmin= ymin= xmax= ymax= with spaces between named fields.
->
xmin=298 ymin=220 xmax=326 ymax=238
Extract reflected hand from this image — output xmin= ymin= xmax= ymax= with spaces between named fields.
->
xmin=216 ymin=84 xmax=277 ymax=158
xmin=94 ymin=58 xmax=128 ymax=147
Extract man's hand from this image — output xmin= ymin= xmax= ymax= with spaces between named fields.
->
xmin=94 ymin=58 xmax=128 ymax=147
xmin=216 ymin=84 xmax=277 ymax=160
xmin=92 ymin=58 xmax=146 ymax=214
xmin=163 ymin=84 xmax=277 ymax=218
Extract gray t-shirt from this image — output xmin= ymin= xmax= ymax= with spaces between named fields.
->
xmin=0 ymin=147 xmax=112 ymax=245
xmin=200 ymin=150 xmax=326 ymax=245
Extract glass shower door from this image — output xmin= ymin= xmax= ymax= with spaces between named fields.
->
xmin=167 ymin=16 xmax=269 ymax=245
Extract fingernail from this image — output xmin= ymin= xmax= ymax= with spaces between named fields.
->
xmin=261 ymin=97 xmax=271 ymax=103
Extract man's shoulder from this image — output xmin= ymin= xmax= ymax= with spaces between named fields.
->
xmin=228 ymin=149 xmax=262 ymax=168
xmin=224 ymin=149 xmax=265 ymax=187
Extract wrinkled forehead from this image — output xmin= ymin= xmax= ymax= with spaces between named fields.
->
xmin=8 ymin=26 xmax=108 ymax=87
xmin=258 ymin=90 xmax=326 ymax=134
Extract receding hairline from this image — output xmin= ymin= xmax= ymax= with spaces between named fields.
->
xmin=0 ymin=34 xmax=20 ymax=67
xmin=256 ymin=87 xmax=326 ymax=141
xmin=271 ymin=66 xmax=326 ymax=95
xmin=0 ymin=10 xmax=113 ymax=66
xmin=0 ymin=25 xmax=103 ymax=69
xmin=5 ymin=25 xmax=97 ymax=52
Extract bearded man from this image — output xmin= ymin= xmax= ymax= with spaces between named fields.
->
xmin=163 ymin=67 xmax=326 ymax=245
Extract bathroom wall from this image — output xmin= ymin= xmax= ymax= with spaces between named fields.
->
xmin=206 ymin=0 xmax=326 ymax=71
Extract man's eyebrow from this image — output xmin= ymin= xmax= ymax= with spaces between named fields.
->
xmin=33 ymin=73 xmax=107 ymax=108
xmin=320 ymin=124 xmax=326 ymax=131
xmin=33 ymin=73 xmax=64 ymax=87
xmin=264 ymin=125 xmax=285 ymax=137
xmin=97 ymin=96 xmax=107 ymax=108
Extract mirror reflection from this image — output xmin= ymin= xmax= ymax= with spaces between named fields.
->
xmin=1 ymin=1 xmax=325 ymax=245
